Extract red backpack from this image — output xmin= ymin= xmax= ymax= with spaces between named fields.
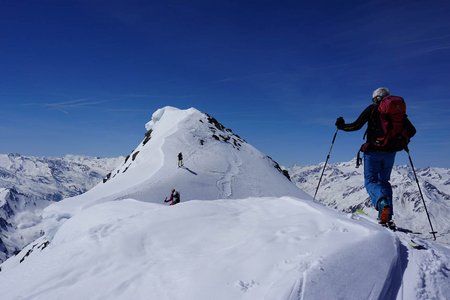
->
xmin=374 ymin=95 xmax=410 ymax=151
xmin=356 ymin=95 xmax=414 ymax=167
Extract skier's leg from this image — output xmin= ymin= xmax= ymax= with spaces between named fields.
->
xmin=378 ymin=152 xmax=396 ymax=218
xmin=364 ymin=152 xmax=384 ymax=210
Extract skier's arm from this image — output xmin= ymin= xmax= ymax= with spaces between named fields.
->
xmin=164 ymin=194 xmax=174 ymax=202
xmin=339 ymin=104 xmax=373 ymax=132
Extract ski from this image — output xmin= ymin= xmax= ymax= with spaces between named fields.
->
xmin=395 ymin=227 xmax=422 ymax=235
xmin=388 ymin=226 xmax=427 ymax=250
xmin=353 ymin=209 xmax=429 ymax=250
xmin=408 ymin=239 xmax=427 ymax=250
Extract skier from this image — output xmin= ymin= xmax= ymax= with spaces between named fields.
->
xmin=178 ymin=152 xmax=183 ymax=168
xmin=335 ymin=87 xmax=416 ymax=226
xmin=164 ymin=188 xmax=181 ymax=206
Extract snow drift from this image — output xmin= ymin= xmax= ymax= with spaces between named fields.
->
xmin=1 ymin=197 xmax=407 ymax=300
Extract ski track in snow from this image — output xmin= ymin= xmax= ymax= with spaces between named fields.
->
xmin=413 ymin=246 xmax=450 ymax=299
xmin=353 ymin=212 xmax=450 ymax=300
xmin=216 ymin=149 xmax=242 ymax=199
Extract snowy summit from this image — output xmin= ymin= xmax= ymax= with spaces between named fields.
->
xmin=0 ymin=107 xmax=449 ymax=300
xmin=43 ymin=106 xmax=308 ymax=215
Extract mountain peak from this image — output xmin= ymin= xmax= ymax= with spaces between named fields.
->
xmin=48 ymin=107 xmax=309 ymax=217
xmin=145 ymin=106 xmax=198 ymax=132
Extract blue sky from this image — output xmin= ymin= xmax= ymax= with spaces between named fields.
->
xmin=1 ymin=0 xmax=449 ymax=168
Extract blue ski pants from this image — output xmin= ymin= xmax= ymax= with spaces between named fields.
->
xmin=363 ymin=151 xmax=396 ymax=215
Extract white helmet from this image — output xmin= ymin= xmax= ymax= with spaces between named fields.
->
xmin=372 ymin=87 xmax=390 ymax=101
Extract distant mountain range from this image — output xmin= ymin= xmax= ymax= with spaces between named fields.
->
xmin=0 ymin=154 xmax=122 ymax=262
xmin=288 ymin=160 xmax=450 ymax=244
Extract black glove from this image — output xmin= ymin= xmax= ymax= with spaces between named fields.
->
xmin=335 ymin=117 xmax=345 ymax=129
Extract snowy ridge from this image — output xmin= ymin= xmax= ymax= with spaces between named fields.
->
xmin=289 ymin=160 xmax=450 ymax=244
xmin=45 ymin=107 xmax=307 ymax=218
xmin=2 ymin=197 xmax=449 ymax=299
xmin=0 ymin=198 xmax=404 ymax=299
xmin=0 ymin=107 xmax=449 ymax=299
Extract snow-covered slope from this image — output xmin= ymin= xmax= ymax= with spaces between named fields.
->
xmin=46 ymin=107 xmax=308 ymax=217
xmin=288 ymin=160 xmax=450 ymax=244
xmin=2 ymin=197 xmax=450 ymax=300
xmin=1 ymin=107 xmax=449 ymax=300
xmin=0 ymin=154 xmax=122 ymax=262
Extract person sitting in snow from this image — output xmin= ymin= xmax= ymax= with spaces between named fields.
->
xmin=178 ymin=152 xmax=184 ymax=168
xmin=164 ymin=189 xmax=181 ymax=205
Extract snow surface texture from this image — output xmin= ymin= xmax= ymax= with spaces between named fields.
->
xmin=1 ymin=107 xmax=449 ymax=300
xmin=0 ymin=198 xmax=414 ymax=300
xmin=0 ymin=154 xmax=122 ymax=262
xmin=2 ymin=198 xmax=450 ymax=300
xmin=289 ymin=161 xmax=450 ymax=245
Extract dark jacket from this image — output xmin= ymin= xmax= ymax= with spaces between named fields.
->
xmin=173 ymin=191 xmax=180 ymax=203
xmin=341 ymin=103 xmax=416 ymax=152
xmin=165 ymin=190 xmax=181 ymax=205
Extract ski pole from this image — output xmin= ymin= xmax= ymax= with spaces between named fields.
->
xmin=405 ymin=147 xmax=437 ymax=240
xmin=314 ymin=128 xmax=338 ymax=201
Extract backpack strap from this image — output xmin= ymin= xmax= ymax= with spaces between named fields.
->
xmin=356 ymin=143 xmax=370 ymax=168
xmin=363 ymin=104 xmax=379 ymax=142
xmin=356 ymin=150 xmax=362 ymax=168
xmin=356 ymin=104 xmax=379 ymax=167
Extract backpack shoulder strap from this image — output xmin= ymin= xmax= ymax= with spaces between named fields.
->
xmin=362 ymin=104 xmax=379 ymax=140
